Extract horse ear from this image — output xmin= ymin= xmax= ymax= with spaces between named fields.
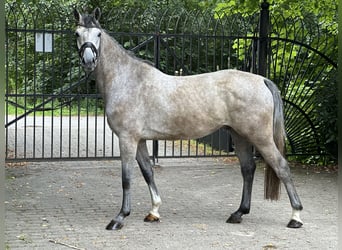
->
xmin=93 ymin=7 xmax=101 ymax=21
xmin=73 ymin=8 xmax=81 ymax=22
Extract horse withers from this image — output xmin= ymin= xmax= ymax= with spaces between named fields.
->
xmin=73 ymin=8 xmax=303 ymax=230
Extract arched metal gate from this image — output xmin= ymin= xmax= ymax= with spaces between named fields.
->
xmin=5 ymin=2 xmax=337 ymax=161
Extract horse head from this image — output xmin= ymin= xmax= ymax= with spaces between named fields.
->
xmin=74 ymin=8 xmax=102 ymax=72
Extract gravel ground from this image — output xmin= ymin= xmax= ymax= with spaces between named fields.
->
xmin=5 ymin=158 xmax=337 ymax=249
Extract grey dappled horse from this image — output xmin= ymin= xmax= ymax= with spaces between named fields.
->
xmin=74 ymin=8 xmax=303 ymax=230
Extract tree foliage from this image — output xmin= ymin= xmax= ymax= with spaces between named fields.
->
xmin=213 ymin=0 xmax=337 ymax=162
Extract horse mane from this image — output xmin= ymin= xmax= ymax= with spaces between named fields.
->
xmin=103 ymin=30 xmax=155 ymax=67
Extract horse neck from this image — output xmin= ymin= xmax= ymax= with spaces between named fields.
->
xmin=94 ymin=31 xmax=135 ymax=95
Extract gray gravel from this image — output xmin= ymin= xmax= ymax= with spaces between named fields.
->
xmin=5 ymin=158 xmax=337 ymax=249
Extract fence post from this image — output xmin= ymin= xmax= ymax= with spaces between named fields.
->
xmin=0 ymin=3 xmax=5 ymax=248
xmin=258 ymin=0 xmax=270 ymax=77
xmin=253 ymin=0 xmax=270 ymax=157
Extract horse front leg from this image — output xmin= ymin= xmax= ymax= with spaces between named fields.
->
xmin=227 ymin=131 xmax=256 ymax=224
xmin=106 ymin=136 xmax=138 ymax=230
xmin=136 ymin=140 xmax=162 ymax=222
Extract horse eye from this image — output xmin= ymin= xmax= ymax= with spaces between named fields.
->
xmin=97 ymin=32 xmax=101 ymax=37
xmin=75 ymin=32 xmax=80 ymax=37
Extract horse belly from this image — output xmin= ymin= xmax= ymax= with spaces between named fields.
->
xmin=143 ymin=122 xmax=223 ymax=140
xmin=143 ymin=100 xmax=228 ymax=140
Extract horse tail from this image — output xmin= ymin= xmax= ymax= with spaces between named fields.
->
xmin=263 ymin=79 xmax=285 ymax=200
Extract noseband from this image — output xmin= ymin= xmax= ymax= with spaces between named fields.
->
xmin=78 ymin=42 xmax=99 ymax=65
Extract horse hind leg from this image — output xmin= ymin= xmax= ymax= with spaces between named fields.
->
xmin=227 ymin=130 xmax=256 ymax=224
xmin=136 ymin=140 xmax=162 ymax=223
xmin=257 ymin=141 xmax=303 ymax=228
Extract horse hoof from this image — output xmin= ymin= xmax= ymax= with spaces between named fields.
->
xmin=226 ymin=214 xmax=242 ymax=224
xmin=106 ymin=220 xmax=124 ymax=230
xmin=144 ymin=213 xmax=160 ymax=222
xmin=287 ymin=219 xmax=303 ymax=228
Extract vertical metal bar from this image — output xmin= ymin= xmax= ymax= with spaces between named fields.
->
xmin=77 ymin=93 xmax=81 ymax=158
xmin=33 ymin=27 xmax=37 ymax=159
xmin=0 ymin=5 xmax=5 ymax=246
xmin=258 ymin=0 xmax=270 ymax=77
xmin=253 ymin=1 xmax=270 ymax=157
xmin=111 ymin=127 xmax=114 ymax=157
xmin=66 ymin=32 xmax=71 ymax=158
xmin=236 ymin=38 xmax=240 ymax=69
xmin=68 ymin=110 xmax=72 ymax=158
xmin=5 ymin=20 xmax=9 ymax=160
xmin=13 ymin=22 xmax=18 ymax=160
xmin=187 ymin=139 xmax=191 ymax=156
xmin=23 ymin=24 xmax=28 ymax=159
xmin=179 ymin=140 xmax=183 ymax=157
xmin=86 ymin=87 xmax=89 ymax=158
xmin=252 ymin=38 xmax=258 ymax=74
xmin=94 ymin=95 xmax=98 ymax=157
xmin=189 ymin=33 xmax=193 ymax=74
xmin=102 ymin=110 xmax=106 ymax=157
xmin=40 ymin=31 xmax=47 ymax=159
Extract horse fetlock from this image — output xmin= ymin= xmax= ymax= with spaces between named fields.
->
xmin=239 ymin=207 xmax=250 ymax=214
xmin=286 ymin=208 xmax=303 ymax=228
xmin=293 ymin=203 xmax=303 ymax=211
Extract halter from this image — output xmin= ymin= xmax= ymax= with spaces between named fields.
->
xmin=78 ymin=41 xmax=99 ymax=65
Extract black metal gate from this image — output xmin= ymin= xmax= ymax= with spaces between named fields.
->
xmin=5 ymin=2 xmax=337 ymax=162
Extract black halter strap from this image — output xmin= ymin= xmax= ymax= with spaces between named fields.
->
xmin=78 ymin=42 xmax=99 ymax=60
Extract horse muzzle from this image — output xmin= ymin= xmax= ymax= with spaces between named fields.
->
xmin=78 ymin=42 xmax=99 ymax=72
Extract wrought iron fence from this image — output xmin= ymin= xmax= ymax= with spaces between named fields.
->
xmin=5 ymin=2 xmax=337 ymax=162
